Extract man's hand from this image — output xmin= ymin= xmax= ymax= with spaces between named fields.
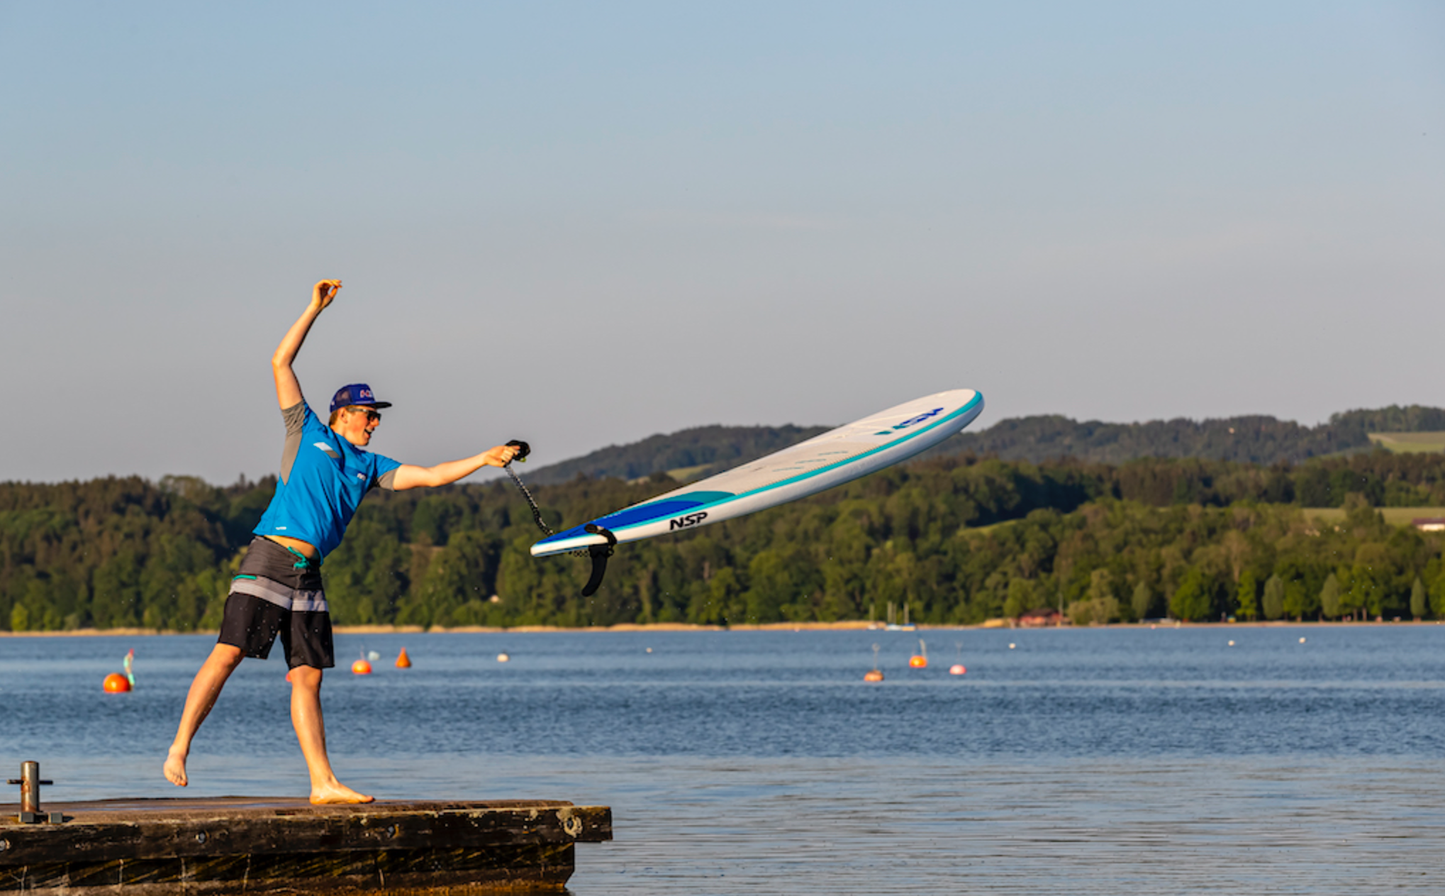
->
xmin=312 ymin=280 xmax=342 ymax=311
xmin=482 ymin=443 xmax=523 ymax=468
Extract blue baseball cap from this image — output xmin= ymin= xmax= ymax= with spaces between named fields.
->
xmin=330 ymin=383 xmax=393 ymax=415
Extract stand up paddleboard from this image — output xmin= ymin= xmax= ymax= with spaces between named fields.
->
xmin=528 ymin=389 xmax=984 ymax=594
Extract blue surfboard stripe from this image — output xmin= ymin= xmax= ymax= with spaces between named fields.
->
xmin=535 ymin=391 xmax=982 ymax=547
xmin=537 ymin=490 xmax=736 ymax=545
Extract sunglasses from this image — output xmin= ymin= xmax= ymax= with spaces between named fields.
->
xmin=349 ymin=407 xmax=382 ymax=423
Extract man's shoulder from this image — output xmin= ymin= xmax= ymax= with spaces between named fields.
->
xmin=284 ymin=401 xmax=323 ymax=426
xmin=283 ymin=402 xmax=337 ymax=447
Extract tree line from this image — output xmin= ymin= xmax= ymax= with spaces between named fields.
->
xmin=3 ymin=451 xmax=1445 ymax=631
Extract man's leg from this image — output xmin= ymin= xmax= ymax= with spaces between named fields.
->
xmin=164 ymin=643 xmax=245 ymax=786
xmin=288 ymin=665 xmax=373 ymax=804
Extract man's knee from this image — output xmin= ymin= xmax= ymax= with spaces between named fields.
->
xmin=209 ymin=643 xmax=245 ymax=668
xmin=289 ymin=665 xmax=323 ymax=689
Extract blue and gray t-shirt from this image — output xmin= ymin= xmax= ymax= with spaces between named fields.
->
xmin=253 ymin=402 xmax=402 ymax=560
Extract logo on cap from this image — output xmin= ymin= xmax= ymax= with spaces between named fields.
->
xmin=330 ymin=383 xmax=392 ymax=414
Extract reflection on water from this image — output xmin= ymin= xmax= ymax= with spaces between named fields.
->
xmin=3 ymin=627 xmax=1444 ymax=894
xmin=368 ymin=753 xmax=1445 ymax=895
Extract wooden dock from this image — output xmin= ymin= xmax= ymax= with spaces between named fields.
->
xmin=0 ymin=797 xmax=611 ymax=895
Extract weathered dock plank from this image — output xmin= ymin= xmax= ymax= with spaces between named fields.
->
xmin=0 ymin=798 xmax=611 ymax=894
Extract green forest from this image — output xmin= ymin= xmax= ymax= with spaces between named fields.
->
xmin=6 ymin=448 xmax=1445 ymax=631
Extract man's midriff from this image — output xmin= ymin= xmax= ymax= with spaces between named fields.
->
xmin=265 ymin=534 xmax=320 ymax=561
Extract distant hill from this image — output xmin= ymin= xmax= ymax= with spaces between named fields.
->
xmin=523 ymin=405 xmax=1445 ymax=483
xmin=1330 ymin=406 xmax=1445 ymax=436
xmin=523 ymin=424 xmax=831 ymax=484
xmin=943 ymin=405 xmax=1445 ymax=465
xmin=938 ymin=414 xmax=1341 ymax=465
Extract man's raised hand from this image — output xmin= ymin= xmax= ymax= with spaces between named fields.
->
xmin=312 ymin=280 xmax=342 ymax=311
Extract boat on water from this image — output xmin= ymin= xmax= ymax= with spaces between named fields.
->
xmin=880 ymin=601 xmax=916 ymax=631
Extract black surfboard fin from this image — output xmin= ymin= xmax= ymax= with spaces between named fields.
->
xmin=581 ymin=524 xmax=617 ymax=597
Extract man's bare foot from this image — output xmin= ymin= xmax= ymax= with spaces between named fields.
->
xmin=310 ymin=782 xmax=373 ymax=805
xmin=163 ymin=746 xmax=189 ymax=787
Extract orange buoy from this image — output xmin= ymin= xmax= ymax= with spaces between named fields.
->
xmin=351 ymin=659 xmax=372 ymax=675
xmin=949 ymin=664 xmax=966 ymax=675
xmin=395 ymin=648 xmax=412 ymax=669
xmin=909 ymin=637 xmax=928 ymax=668
xmin=864 ymin=669 xmax=885 ymax=682
xmin=103 ymin=673 xmax=131 ymax=693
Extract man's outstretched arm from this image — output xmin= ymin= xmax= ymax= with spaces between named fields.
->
xmin=391 ymin=444 xmax=522 ymax=490
xmin=272 ymin=280 xmax=341 ymax=409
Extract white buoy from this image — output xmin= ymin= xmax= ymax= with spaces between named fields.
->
xmin=1008 ymin=643 xmax=1016 ymax=650
xmin=646 ymin=647 xmax=653 ymax=653
xmin=1299 ymin=637 xmax=1306 ymax=644
xmin=497 ymin=652 xmax=511 ymax=662
xmin=1228 ymin=640 xmax=1235 ymax=646
xmin=366 ymin=650 xmax=381 ymax=662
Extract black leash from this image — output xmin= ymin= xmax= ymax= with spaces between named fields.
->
xmin=503 ymin=440 xmax=616 ymax=596
xmin=501 ymin=441 xmax=556 ymax=539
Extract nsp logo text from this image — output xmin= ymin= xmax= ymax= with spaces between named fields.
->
xmin=669 ymin=511 xmax=709 ymax=531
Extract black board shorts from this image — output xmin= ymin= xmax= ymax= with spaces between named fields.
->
xmin=217 ymin=537 xmax=335 ymax=669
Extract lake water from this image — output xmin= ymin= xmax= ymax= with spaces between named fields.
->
xmin=3 ymin=626 xmax=1444 ymax=894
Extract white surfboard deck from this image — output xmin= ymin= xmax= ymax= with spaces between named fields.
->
xmin=530 ymin=389 xmax=984 ymax=558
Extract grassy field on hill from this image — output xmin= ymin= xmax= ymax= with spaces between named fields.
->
xmin=1303 ymin=506 xmax=1445 ymax=527
xmin=1368 ymin=433 xmax=1445 ymax=454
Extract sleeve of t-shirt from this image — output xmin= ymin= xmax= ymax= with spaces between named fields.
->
xmin=373 ymin=454 xmax=404 ymax=491
xmin=278 ymin=402 xmax=314 ymax=484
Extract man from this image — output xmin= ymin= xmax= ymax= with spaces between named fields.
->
xmin=163 ymin=279 xmax=520 ymax=804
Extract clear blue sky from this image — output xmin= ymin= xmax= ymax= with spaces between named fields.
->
xmin=3 ymin=2 xmax=1442 ymax=484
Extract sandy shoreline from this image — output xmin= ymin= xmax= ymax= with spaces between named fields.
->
xmin=0 ymin=619 xmax=1437 ymax=637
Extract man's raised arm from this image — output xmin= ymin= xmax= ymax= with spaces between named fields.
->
xmin=391 ymin=444 xmax=522 ymax=490
xmin=272 ymin=280 xmax=341 ymax=409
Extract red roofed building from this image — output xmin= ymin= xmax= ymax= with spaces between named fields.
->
xmin=1018 ymin=607 xmax=1064 ymax=627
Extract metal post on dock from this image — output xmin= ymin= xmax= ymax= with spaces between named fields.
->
xmin=7 ymin=760 xmax=62 ymax=824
